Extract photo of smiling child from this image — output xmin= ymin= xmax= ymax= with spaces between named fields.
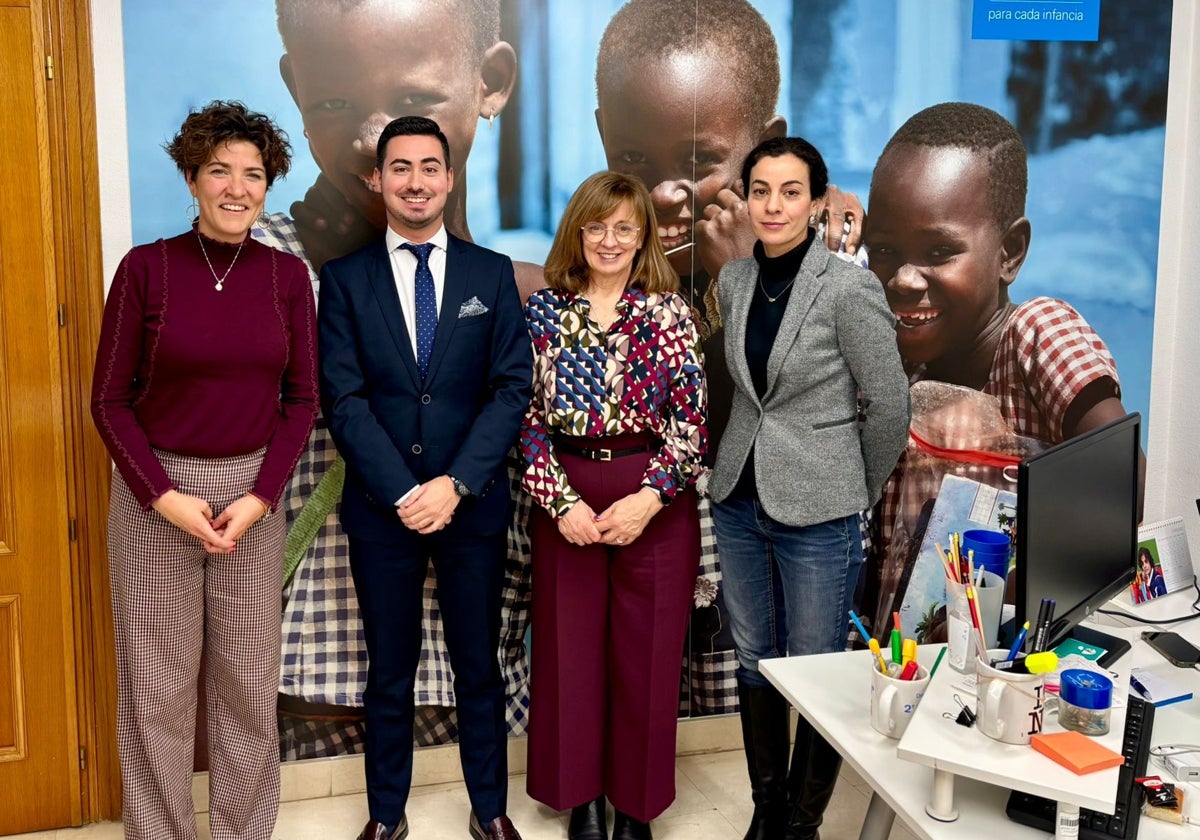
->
xmin=863 ymin=102 xmax=1145 ymax=619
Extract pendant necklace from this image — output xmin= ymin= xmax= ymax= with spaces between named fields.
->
xmin=757 ymin=266 xmax=797 ymax=303
xmin=196 ymin=231 xmax=245 ymax=291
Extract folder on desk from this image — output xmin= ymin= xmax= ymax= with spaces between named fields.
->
xmin=1031 ymin=731 xmax=1125 ymax=775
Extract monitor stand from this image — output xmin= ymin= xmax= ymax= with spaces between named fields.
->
xmin=1061 ymin=624 xmax=1131 ymax=668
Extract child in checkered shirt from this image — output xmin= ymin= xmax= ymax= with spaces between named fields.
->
xmin=862 ymin=102 xmax=1144 ymax=621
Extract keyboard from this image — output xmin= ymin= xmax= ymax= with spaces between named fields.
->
xmin=1006 ymin=694 xmax=1155 ymax=839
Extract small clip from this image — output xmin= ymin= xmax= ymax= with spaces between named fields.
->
xmin=942 ymin=693 xmax=976 ymax=727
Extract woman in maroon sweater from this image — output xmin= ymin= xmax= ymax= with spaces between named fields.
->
xmin=91 ymin=101 xmax=317 ymax=840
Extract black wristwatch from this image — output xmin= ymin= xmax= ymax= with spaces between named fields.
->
xmin=448 ymin=475 xmax=472 ymax=498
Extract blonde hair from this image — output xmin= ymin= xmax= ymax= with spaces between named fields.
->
xmin=544 ymin=171 xmax=679 ymax=295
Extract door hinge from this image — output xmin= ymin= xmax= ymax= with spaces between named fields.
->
xmin=79 ymin=746 xmax=86 ymax=770
xmin=45 ymin=55 xmax=54 ymax=80
xmin=68 ymin=518 xmax=77 ymax=541
xmin=58 ymin=304 xmax=66 ymax=327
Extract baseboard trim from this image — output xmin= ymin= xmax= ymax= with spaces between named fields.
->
xmin=190 ymin=713 xmax=742 ymax=813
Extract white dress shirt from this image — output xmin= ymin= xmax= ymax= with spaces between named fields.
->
xmin=385 ymin=224 xmax=448 ymax=357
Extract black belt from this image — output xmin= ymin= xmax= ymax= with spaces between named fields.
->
xmin=554 ymin=437 xmax=659 ymax=462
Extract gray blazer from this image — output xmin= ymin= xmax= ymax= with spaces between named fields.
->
xmin=710 ymin=240 xmax=910 ymax=527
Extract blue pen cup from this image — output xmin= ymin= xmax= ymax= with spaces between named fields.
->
xmin=961 ymin=529 xmax=1012 ymax=579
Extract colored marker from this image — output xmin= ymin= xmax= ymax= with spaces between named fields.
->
xmin=890 ymin=629 xmax=903 ymax=664
xmin=899 ymin=660 xmax=919 ymax=681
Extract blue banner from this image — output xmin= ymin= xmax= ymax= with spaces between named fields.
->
xmin=973 ymin=0 xmax=1101 ymax=41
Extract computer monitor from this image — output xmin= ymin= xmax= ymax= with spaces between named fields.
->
xmin=1015 ymin=412 xmax=1140 ymax=666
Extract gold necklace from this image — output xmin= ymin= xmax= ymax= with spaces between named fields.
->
xmin=757 ymin=267 xmax=797 ymax=303
xmin=196 ymin=231 xmax=246 ymax=291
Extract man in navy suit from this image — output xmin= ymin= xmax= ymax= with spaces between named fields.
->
xmin=318 ymin=116 xmax=531 ymax=840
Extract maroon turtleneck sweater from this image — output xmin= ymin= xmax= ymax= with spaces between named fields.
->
xmin=91 ymin=229 xmax=318 ymax=510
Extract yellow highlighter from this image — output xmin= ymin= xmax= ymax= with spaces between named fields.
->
xmin=1024 ymin=651 xmax=1059 ymax=675
xmin=868 ymin=638 xmax=888 ymax=674
xmin=902 ymin=638 xmax=918 ymax=666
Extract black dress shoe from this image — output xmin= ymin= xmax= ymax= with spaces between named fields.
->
xmin=356 ymin=816 xmax=409 ymax=840
xmin=568 ymin=795 xmax=608 ymax=840
xmin=469 ymin=812 xmax=523 ymax=840
xmin=612 ymin=810 xmax=652 ymax=840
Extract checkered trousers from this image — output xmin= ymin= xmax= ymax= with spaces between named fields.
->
xmin=108 ymin=448 xmax=285 ymax=840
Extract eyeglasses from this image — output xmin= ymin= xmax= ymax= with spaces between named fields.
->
xmin=581 ymin=222 xmax=640 ymax=244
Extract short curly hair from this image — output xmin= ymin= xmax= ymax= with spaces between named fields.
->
xmin=164 ymin=100 xmax=292 ymax=188
xmin=874 ymin=102 xmax=1027 ymax=231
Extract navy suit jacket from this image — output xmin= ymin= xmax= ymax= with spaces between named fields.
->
xmin=318 ymin=231 xmax=532 ymax=541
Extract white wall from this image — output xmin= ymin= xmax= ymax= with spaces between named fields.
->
xmin=92 ymin=0 xmax=130 ymax=288
xmin=1147 ymin=0 xmax=1200 ymax=571
xmin=91 ymin=0 xmax=1200 ymax=570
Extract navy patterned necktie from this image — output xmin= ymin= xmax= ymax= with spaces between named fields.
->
xmin=401 ymin=241 xmax=437 ymax=378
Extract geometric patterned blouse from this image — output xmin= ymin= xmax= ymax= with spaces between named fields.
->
xmin=520 ymin=286 xmax=708 ymax=518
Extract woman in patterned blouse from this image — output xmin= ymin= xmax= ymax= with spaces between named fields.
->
xmin=521 ymin=171 xmax=707 ymax=840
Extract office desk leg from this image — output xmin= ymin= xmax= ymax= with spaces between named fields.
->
xmin=859 ymin=791 xmax=897 ymax=840
xmin=1055 ymin=802 xmax=1081 ymax=839
xmin=924 ymin=768 xmax=959 ymax=822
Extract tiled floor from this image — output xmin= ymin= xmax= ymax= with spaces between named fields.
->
xmin=11 ymin=750 xmax=916 ymax=840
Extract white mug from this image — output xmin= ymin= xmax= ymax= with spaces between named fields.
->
xmin=975 ymin=650 xmax=1045 ymax=745
xmin=870 ymin=661 xmax=930 ymax=739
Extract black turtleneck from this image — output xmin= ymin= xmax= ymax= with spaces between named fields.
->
xmin=731 ymin=230 xmax=814 ymax=499
xmin=745 ymin=230 xmax=813 ymax=398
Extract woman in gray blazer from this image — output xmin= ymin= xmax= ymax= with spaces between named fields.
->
xmin=709 ymin=137 xmax=909 ymax=840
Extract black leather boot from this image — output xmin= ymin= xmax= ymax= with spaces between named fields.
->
xmin=611 ymin=810 xmax=651 ymax=840
xmin=568 ymin=795 xmax=608 ymax=840
xmin=783 ymin=716 xmax=843 ymax=840
xmin=737 ymin=680 xmax=791 ymax=840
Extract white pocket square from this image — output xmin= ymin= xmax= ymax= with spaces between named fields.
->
xmin=458 ymin=296 xmax=488 ymax=318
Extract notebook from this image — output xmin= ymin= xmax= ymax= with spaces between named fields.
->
xmin=1130 ymin=667 xmax=1194 ymax=708
xmin=1030 ymin=731 xmax=1125 ymax=775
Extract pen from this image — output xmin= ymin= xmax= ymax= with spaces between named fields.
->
xmin=1130 ymin=673 xmax=1153 ymax=702
xmin=966 ymin=587 xmax=987 ymax=659
xmin=929 ymin=645 xmax=947 ymax=678
xmin=847 ymin=610 xmax=871 ymax=644
xmin=890 ymin=629 xmax=902 ymax=664
xmin=1031 ymin=598 xmax=1050 ymax=653
xmin=1007 ymin=621 xmax=1030 ymax=661
xmin=1032 ymin=598 xmax=1056 ymax=653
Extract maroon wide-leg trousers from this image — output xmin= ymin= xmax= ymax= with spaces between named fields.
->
xmin=526 ymin=443 xmax=699 ymax=822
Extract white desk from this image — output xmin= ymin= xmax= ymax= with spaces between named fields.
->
xmin=759 ymin=589 xmax=1200 ymax=840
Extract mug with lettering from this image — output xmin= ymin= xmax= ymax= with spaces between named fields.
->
xmin=869 ymin=660 xmax=930 ymax=739
xmin=975 ymin=650 xmax=1045 ymax=745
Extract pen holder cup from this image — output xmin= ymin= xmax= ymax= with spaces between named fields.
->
xmin=946 ymin=571 xmax=1005 ymax=651
xmin=869 ymin=660 xmax=930 ymax=739
xmin=975 ymin=651 xmax=1045 ymax=745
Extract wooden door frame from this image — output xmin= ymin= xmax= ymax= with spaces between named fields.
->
xmin=40 ymin=0 xmax=121 ymax=821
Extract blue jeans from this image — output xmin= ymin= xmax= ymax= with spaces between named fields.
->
xmin=712 ymin=494 xmax=863 ymax=687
